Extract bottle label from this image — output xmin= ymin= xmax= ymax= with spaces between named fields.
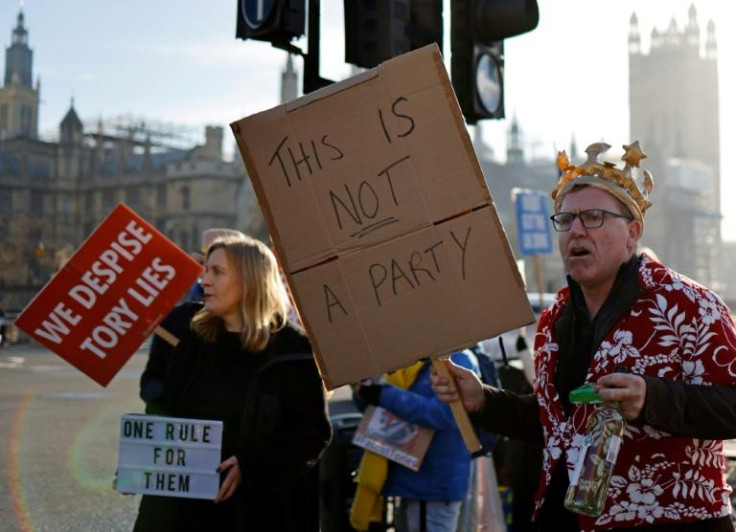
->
xmin=569 ymin=439 xmax=591 ymax=487
xmin=606 ymin=434 xmax=622 ymax=464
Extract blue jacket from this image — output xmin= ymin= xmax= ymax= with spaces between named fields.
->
xmin=379 ymin=351 xmax=477 ymax=501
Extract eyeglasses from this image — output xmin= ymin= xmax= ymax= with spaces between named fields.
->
xmin=550 ymin=209 xmax=632 ymax=232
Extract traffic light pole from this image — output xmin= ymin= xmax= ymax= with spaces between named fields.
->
xmin=303 ymin=0 xmax=334 ymax=94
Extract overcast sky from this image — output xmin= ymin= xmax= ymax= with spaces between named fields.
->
xmin=4 ymin=0 xmax=734 ymax=239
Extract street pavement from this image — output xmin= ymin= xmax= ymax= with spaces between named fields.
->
xmin=0 ymin=342 xmax=149 ymax=532
xmin=0 ymin=341 xmax=360 ymax=532
xmin=12 ymin=340 xmax=734 ymax=532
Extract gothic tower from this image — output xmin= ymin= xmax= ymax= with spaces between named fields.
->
xmin=0 ymin=8 xmax=39 ymax=139
xmin=506 ymin=115 xmax=524 ymax=165
xmin=280 ymin=55 xmax=298 ymax=104
xmin=59 ymin=99 xmax=84 ymax=179
xmin=628 ymin=5 xmax=720 ymax=287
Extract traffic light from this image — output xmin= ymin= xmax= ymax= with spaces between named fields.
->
xmin=344 ymin=0 xmax=443 ymax=69
xmin=452 ymin=0 xmax=539 ymax=124
xmin=408 ymin=0 xmax=443 ymax=53
xmin=235 ymin=0 xmax=306 ymax=51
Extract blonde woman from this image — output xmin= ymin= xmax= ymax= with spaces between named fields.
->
xmin=134 ymin=235 xmax=331 ymax=532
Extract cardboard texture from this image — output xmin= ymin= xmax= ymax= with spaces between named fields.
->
xmin=231 ymin=44 xmax=534 ymax=389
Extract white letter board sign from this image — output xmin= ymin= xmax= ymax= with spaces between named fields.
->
xmin=116 ymin=414 xmax=223 ymax=500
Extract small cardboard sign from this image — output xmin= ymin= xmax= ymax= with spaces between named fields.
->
xmin=14 ymin=203 xmax=203 ymax=386
xmin=231 ymin=44 xmax=535 ymax=388
xmin=352 ymin=406 xmax=434 ymax=471
xmin=116 ymin=414 xmax=223 ymax=500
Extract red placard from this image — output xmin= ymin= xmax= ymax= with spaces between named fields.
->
xmin=15 ymin=203 xmax=203 ymax=386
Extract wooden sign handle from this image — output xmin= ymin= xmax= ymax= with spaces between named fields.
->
xmin=154 ymin=326 xmax=179 ymax=347
xmin=431 ymin=356 xmax=482 ymax=454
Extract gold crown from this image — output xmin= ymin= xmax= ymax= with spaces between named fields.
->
xmin=551 ymin=141 xmax=653 ymax=220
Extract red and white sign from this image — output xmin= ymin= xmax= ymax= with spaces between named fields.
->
xmin=15 ymin=203 xmax=203 ymax=386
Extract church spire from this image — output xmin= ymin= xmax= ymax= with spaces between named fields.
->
xmin=0 ymin=7 xmax=39 ymax=138
xmin=705 ymin=19 xmax=717 ymax=59
xmin=280 ymin=54 xmax=298 ymax=104
xmin=4 ymin=6 xmax=33 ymax=87
xmin=628 ymin=12 xmax=641 ymax=55
xmin=12 ymin=9 xmax=28 ymax=46
xmin=506 ymin=114 xmax=524 ymax=164
xmin=685 ymin=4 xmax=700 ymax=48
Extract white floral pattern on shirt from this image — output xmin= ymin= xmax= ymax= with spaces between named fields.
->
xmin=600 ymin=330 xmax=640 ymax=364
xmin=532 ymin=255 xmax=736 ymax=531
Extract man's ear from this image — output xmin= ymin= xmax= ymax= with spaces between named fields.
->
xmin=627 ymin=219 xmax=643 ymax=251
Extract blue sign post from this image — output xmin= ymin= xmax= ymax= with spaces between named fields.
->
xmin=514 ymin=189 xmax=552 ymax=256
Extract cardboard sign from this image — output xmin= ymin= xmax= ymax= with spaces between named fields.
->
xmin=116 ymin=414 xmax=223 ymax=500
xmin=14 ymin=203 xmax=203 ymax=386
xmin=352 ymin=406 xmax=434 ymax=471
xmin=231 ymin=44 xmax=535 ymax=388
xmin=514 ymin=189 xmax=553 ymax=256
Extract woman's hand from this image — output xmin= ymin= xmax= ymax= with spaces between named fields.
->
xmin=215 ymin=455 xmax=242 ymax=503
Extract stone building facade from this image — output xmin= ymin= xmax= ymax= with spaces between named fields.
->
xmin=0 ymin=10 xmax=264 ymax=311
xmin=628 ymin=5 xmax=721 ymax=289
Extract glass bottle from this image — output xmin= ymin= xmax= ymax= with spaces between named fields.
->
xmin=564 ymin=383 xmax=626 ymax=517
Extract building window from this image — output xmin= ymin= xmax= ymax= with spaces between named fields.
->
xmin=85 ymin=193 xmax=94 ymax=211
xmin=157 ymin=184 xmax=166 ymax=209
xmin=21 ymin=106 xmax=31 ymax=136
xmin=102 ymin=189 xmax=115 ymax=211
xmin=0 ymin=190 xmax=11 ymax=212
xmin=180 ymin=186 xmax=190 ymax=210
xmin=126 ymin=187 xmax=140 ymax=208
xmin=30 ymin=190 xmax=43 ymax=215
xmin=29 ymin=227 xmax=42 ymax=245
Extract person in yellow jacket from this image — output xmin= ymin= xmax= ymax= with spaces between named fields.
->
xmin=350 ymin=351 xmax=479 ymax=532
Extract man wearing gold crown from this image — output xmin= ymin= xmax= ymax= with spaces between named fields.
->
xmin=432 ymin=142 xmax=736 ymax=531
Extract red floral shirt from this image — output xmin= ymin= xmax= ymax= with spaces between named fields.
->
xmin=532 ymin=254 xmax=736 ymax=530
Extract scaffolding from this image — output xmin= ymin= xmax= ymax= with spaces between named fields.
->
xmin=82 ymin=115 xmax=203 ymax=151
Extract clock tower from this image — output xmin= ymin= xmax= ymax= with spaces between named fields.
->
xmin=0 ymin=8 xmax=39 ymax=139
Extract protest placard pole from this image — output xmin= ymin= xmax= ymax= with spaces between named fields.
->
xmin=430 ymin=356 xmax=482 ymax=454
xmin=154 ymin=326 xmax=179 ymax=348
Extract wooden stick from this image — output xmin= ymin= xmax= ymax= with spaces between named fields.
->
xmin=431 ymin=356 xmax=482 ymax=454
xmin=154 ymin=326 xmax=179 ymax=347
